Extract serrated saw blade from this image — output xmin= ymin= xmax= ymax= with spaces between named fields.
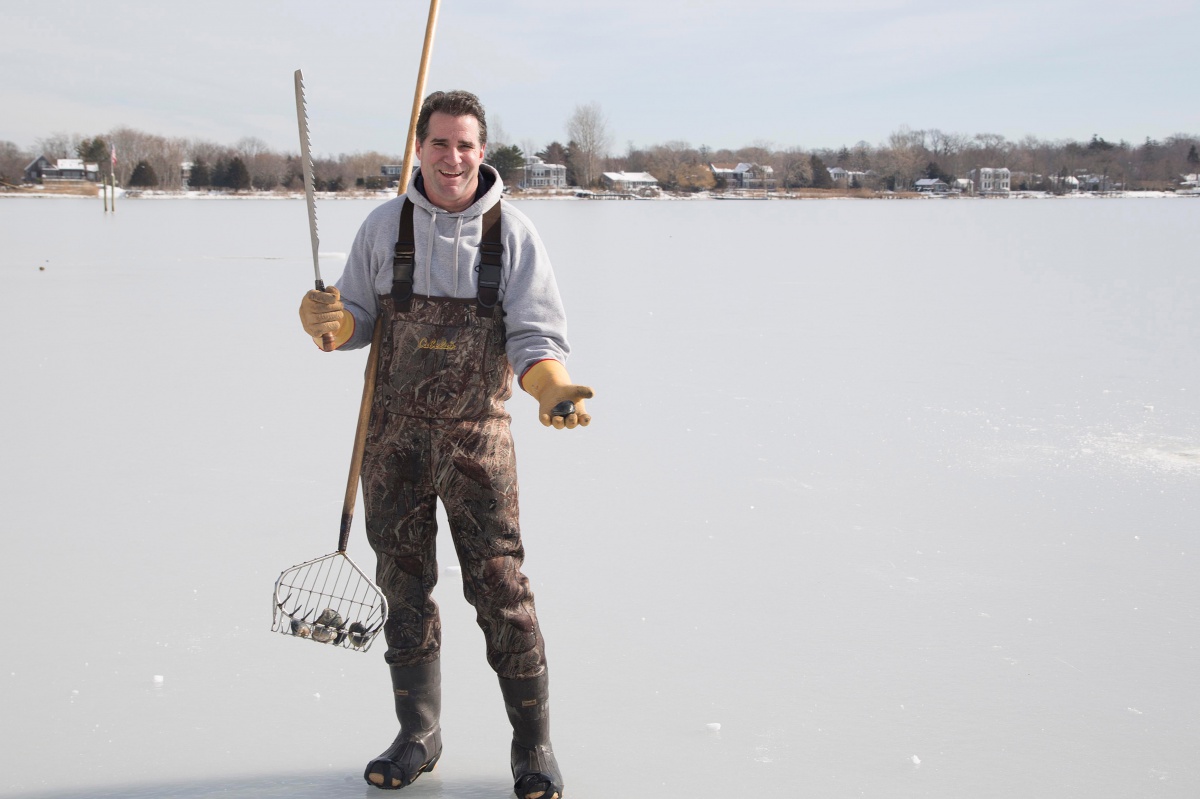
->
xmin=294 ymin=69 xmax=323 ymax=287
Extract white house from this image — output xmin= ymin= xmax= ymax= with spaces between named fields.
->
xmin=828 ymin=166 xmax=866 ymax=186
xmin=1049 ymin=174 xmax=1080 ymax=192
xmin=523 ymin=156 xmax=567 ymax=189
xmin=734 ymin=162 xmax=774 ymax=189
xmin=601 ymin=171 xmax=659 ymax=192
xmin=971 ymin=167 xmax=1011 ymax=195
xmin=710 ymin=162 xmax=775 ymax=189
xmin=709 ymin=163 xmax=738 ymax=186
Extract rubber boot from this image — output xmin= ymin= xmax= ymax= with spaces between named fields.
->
xmin=364 ymin=660 xmax=443 ymax=790
xmin=499 ymin=672 xmax=564 ymax=799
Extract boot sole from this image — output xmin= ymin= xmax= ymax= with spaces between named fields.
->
xmin=365 ymin=753 xmax=440 ymax=789
xmin=514 ymin=771 xmax=562 ymax=799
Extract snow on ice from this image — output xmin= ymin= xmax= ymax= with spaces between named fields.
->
xmin=1 ymin=195 xmax=1198 ymax=798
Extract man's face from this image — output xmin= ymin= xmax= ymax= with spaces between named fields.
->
xmin=415 ymin=111 xmax=487 ymax=213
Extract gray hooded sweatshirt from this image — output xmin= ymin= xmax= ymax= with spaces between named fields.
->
xmin=334 ymin=164 xmax=569 ymax=383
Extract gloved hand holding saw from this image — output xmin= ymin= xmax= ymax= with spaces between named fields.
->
xmin=299 ymin=286 xmax=355 ymax=351
xmin=522 ymin=359 xmax=594 ymax=429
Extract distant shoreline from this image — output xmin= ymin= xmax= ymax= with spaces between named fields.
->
xmin=1 ymin=188 xmax=1194 ymax=201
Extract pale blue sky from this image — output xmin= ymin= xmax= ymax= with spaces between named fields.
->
xmin=3 ymin=0 xmax=1196 ymax=157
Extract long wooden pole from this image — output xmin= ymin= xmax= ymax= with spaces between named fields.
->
xmin=397 ymin=0 xmax=440 ymax=197
xmin=337 ymin=0 xmax=441 ymax=553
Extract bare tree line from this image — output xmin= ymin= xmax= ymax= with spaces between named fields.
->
xmin=4 ymin=114 xmax=1198 ymax=193
xmin=2 ymin=129 xmax=407 ymax=192
xmin=611 ymin=128 xmax=1200 ymax=193
xmin=535 ymin=111 xmax=1199 ymax=193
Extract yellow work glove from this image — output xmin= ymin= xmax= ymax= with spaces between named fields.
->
xmin=522 ymin=359 xmax=594 ymax=429
xmin=299 ymin=286 xmax=355 ymax=351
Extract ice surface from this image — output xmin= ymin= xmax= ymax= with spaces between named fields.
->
xmin=1 ymin=196 xmax=1198 ymax=797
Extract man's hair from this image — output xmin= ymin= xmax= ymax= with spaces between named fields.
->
xmin=416 ymin=90 xmax=488 ymax=146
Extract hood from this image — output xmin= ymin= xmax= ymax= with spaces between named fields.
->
xmin=396 ymin=163 xmax=506 ymax=299
xmin=406 ymin=163 xmax=504 ymax=219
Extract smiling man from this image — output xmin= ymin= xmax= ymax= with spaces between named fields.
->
xmin=298 ymin=90 xmax=591 ymax=798
xmin=415 ymin=109 xmax=486 ymax=212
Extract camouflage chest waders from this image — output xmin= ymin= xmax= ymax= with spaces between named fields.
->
xmin=361 ymin=199 xmax=546 ymax=680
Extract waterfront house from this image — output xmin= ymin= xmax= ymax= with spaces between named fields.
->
xmin=1049 ymin=174 xmax=1080 ymax=193
xmin=914 ymin=178 xmax=950 ymax=193
xmin=380 ymin=164 xmax=419 ymax=188
xmin=710 ymin=162 xmax=776 ymax=190
xmin=1077 ymin=173 xmax=1116 ymax=192
xmin=24 ymin=156 xmax=99 ymax=183
xmin=709 ymin=163 xmax=738 ymax=188
xmin=523 ymin=156 xmax=567 ymax=189
xmin=601 ymin=171 xmax=659 ymax=192
xmin=970 ymin=167 xmax=1011 ymax=195
xmin=828 ymin=166 xmax=869 ymax=187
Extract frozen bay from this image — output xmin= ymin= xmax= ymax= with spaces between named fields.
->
xmin=1 ymin=195 xmax=1198 ymax=798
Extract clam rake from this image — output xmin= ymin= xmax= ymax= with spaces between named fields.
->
xmin=276 ymin=0 xmax=440 ymax=653
xmin=271 ymin=66 xmax=388 ymax=654
xmin=272 ymin=549 xmax=387 ymax=651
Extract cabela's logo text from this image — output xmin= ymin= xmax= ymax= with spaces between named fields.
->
xmin=418 ymin=337 xmax=457 ymax=351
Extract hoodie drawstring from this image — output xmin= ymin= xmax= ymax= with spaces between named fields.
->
xmin=423 ymin=210 xmax=437 ymax=298
xmin=422 ymin=211 xmax=469 ymax=297
xmin=453 ymin=216 xmax=464 ymax=296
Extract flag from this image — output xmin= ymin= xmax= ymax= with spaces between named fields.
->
xmin=110 ymin=145 xmax=117 ymax=166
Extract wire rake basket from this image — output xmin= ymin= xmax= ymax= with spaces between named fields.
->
xmin=272 ymin=551 xmax=388 ymax=652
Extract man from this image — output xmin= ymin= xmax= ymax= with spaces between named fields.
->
xmin=298 ymin=90 xmax=591 ymax=799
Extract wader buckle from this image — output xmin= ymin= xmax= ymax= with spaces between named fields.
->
xmin=392 ymin=199 xmax=417 ymax=311
xmin=476 ymin=241 xmax=503 ymax=316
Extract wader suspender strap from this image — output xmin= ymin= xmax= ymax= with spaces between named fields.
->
xmin=391 ymin=199 xmax=416 ymax=311
xmin=391 ymin=199 xmax=504 ymax=317
xmin=475 ymin=202 xmax=503 ymax=318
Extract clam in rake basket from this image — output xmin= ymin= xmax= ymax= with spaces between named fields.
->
xmin=272 ymin=551 xmax=388 ymax=652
